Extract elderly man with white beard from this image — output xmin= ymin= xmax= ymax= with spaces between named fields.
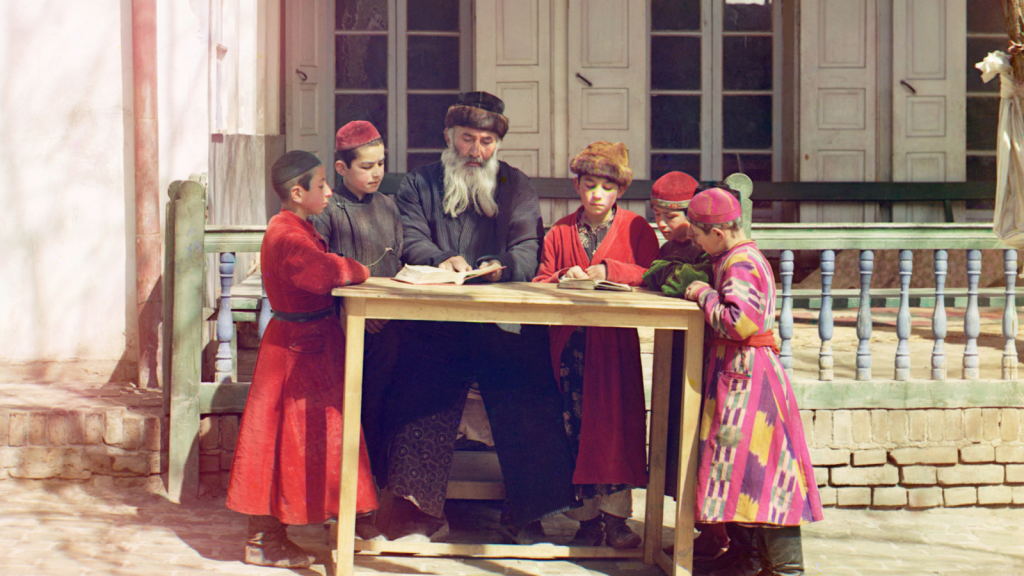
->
xmin=377 ymin=92 xmax=577 ymax=543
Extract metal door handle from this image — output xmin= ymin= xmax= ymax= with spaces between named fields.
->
xmin=575 ymin=72 xmax=593 ymax=87
xmin=900 ymin=80 xmax=916 ymax=94
xmin=296 ymin=69 xmax=308 ymax=82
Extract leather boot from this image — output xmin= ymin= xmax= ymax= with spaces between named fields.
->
xmin=569 ymin=517 xmax=604 ymax=546
xmin=757 ymin=526 xmax=804 ymax=576
xmin=602 ymin=513 xmax=642 ymax=549
xmin=694 ymin=524 xmax=760 ymax=576
xmin=244 ymin=515 xmax=316 ymax=569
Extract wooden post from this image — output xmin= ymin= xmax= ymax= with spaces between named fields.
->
xmin=162 ymin=183 xmax=178 ymax=414
xmin=1002 ymin=0 xmax=1024 ymax=80
xmin=167 ymin=180 xmax=206 ymax=503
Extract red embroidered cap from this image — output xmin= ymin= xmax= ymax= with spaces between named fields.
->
xmin=687 ymin=187 xmax=741 ymax=225
xmin=335 ymin=121 xmax=382 ymax=151
xmin=651 ymin=171 xmax=699 ymax=210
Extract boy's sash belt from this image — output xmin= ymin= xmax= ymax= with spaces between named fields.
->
xmin=271 ymin=306 xmax=335 ymax=323
xmin=710 ymin=331 xmax=780 ymax=355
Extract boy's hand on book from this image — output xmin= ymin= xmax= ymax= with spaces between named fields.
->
xmin=366 ymin=318 xmax=388 ymax=334
xmin=479 ymin=260 xmax=503 ymax=283
xmin=585 ymin=263 xmax=607 ymax=281
xmin=563 ymin=266 xmax=589 ymax=280
xmin=439 ymin=255 xmax=472 ymax=273
xmin=684 ymin=280 xmax=709 ymax=302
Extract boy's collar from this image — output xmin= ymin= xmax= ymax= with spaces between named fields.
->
xmin=337 ymin=185 xmax=373 ymax=204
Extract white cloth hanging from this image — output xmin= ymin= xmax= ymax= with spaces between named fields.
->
xmin=979 ymin=51 xmax=1024 ymax=248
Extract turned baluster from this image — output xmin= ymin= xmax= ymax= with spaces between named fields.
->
xmin=895 ymin=250 xmax=912 ymax=381
xmin=1003 ymin=250 xmax=1018 ymax=380
xmin=818 ymin=250 xmax=835 ymax=381
xmin=856 ymin=250 xmax=873 ymax=381
xmin=931 ymin=250 xmax=948 ymax=380
xmin=779 ymin=250 xmax=794 ymax=376
xmin=216 ymin=252 xmax=236 ymax=384
xmin=963 ymin=249 xmax=981 ymax=380
xmin=258 ymin=281 xmax=272 ymax=341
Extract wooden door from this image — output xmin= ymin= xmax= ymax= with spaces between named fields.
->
xmin=285 ymin=0 xmax=335 ymax=169
xmin=799 ymin=0 xmax=879 ymax=222
xmin=568 ymin=0 xmax=648 ymax=179
xmin=475 ymin=0 xmax=553 ymax=178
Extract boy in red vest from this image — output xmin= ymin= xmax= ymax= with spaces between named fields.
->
xmin=226 ymin=150 xmax=378 ymax=568
xmin=533 ymin=141 xmax=660 ymax=548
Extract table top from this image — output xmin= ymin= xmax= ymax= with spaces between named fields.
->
xmin=332 ymin=278 xmax=701 ymax=311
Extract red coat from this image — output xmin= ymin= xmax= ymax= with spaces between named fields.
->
xmin=226 ymin=210 xmax=377 ymax=525
xmin=533 ymin=207 xmax=660 ymax=486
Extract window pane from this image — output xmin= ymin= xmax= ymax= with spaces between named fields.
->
xmin=967 ymin=37 xmax=1004 ymax=93
xmin=336 ymin=0 xmax=387 ymax=31
xmin=651 ymin=0 xmax=701 ymax=31
xmin=723 ymin=95 xmax=772 ymax=149
xmin=724 ymin=0 xmax=772 ymax=32
xmin=723 ymin=153 xmax=772 ymax=181
xmin=651 ymin=154 xmax=701 ymax=180
xmin=967 ymin=155 xmax=997 ymax=181
xmin=336 ymin=35 xmax=388 ymax=89
xmin=967 ymin=0 xmax=1005 ymax=33
xmin=651 ymin=95 xmax=701 ymax=149
xmin=335 ymin=94 xmax=388 ymax=142
xmin=407 ymin=0 xmax=459 ymax=31
xmin=407 ymin=94 xmax=453 ymax=149
xmin=407 ymin=152 xmax=443 ymax=171
xmin=967 ymin=96 xmax=999 ymax=151
xmin=723 ymin=36 xmax=772 ymax=90
xmin=652 ymin=36 xmax=702 ymax=91
xmin=408 ymin=36 xmax=460 ymax=90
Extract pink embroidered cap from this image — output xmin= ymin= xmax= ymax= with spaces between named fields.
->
xmin=687 ymin=187 xmax=741 ymax=225
xmin=651 ymin=171 xmax=699 ymax=210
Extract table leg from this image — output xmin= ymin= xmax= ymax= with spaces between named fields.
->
xmin=672 ymin=321 xmax=704 ymax=576
xmin=644 ymin=329 xmax=674 ymax=564
xmin=335 ymin=299 xmax=366 ymax=576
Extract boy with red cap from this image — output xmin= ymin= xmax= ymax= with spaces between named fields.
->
xmin=681 ymin=187 xmax=822 ymax=576
xmin=533 ymin=141 xmax=660 ymax=548
xmin=643 ymin=171 xmax=710 ymax=297
xmin=227 ymin=150 xmax=377 ymax=568
xmin=309 ymin=121 xmax=402 ymax=494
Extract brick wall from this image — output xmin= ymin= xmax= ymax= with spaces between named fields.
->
xmin=803 ymin=408 xmax=1024 ymax=507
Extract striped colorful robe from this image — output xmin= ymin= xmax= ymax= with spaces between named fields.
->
xmin=689 ymin=240 xmax=823 ymax=526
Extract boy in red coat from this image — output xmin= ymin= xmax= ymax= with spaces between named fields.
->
xmin=226 ymin=150 xmax=377 ymax=568
xmin=533 ymin=141 xmax=660 ymax=548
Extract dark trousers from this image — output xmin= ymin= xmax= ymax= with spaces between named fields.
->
xmin=383 ymin=321 xmax=577 ymax=527
xmin=361 ymin=320 xmax=402 ymax=482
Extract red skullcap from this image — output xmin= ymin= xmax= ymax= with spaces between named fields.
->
xmin=651 ymin=171 xmax=699 ymax=210
xmin=687 ymin=187 xmax=741 ymax=225
xmin=335 ymin=121 xmax=381 ymax=151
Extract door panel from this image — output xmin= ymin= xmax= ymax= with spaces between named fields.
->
xmin=286 ymin=0 xmax=334 ymax=168
xmin=569 ymin=0 xmax=648 ymax=178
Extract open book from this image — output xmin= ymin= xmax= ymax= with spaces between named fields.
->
xmin=557 ymin=277 xmax=632 ymax=292
xmin=393 ymin=262 xmax=504 ymax=285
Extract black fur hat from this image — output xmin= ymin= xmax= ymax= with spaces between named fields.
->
xmin=444 ymin=91 xmax=509 ymax=139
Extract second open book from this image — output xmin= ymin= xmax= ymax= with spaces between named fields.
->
xmin=393 ymin=261 xmax=504 ymax=285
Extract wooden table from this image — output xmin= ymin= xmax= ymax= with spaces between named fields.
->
xmin=331 ymin=278 xmax=705 ymax=576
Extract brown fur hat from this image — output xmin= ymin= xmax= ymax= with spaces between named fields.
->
xmin=444 ymin=91 xmax=509 ymax=139
xmin=570 ymin=141 xmax=633 ymax=189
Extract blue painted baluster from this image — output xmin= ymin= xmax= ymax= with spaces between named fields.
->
xmin=215 ymin=252 xmax=235 ymax=384
xmin=895 ymin=250 xmax=912 ymax=381
xmin=1004 ymin=250 xmax=1018 ymax=380
xmin=856 ymin=250 xmax=873 ymax=380
xmin=818 ymin=250 xmax=835 ymax=381
xmin=931 ymin=250 xmax=948 ymax=380
xmin=779 ymin=250 xmax=794 ymax=376
xmin=258 ymin=281 xmax=271 ymax=341
xmin=963 ymin=249 xmax=981 ymax=380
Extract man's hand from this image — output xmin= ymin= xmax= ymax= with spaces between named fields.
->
xmin=563 ymin=266 xmax=589 ymax=279
xmin=479 ymin=259 xmax=503 ymax=283
xmin=438 ymin=255 xmax=472 ymax=273
xmin=366 ymin=318 xmax=388 ymax=335
xmin=585 ymin=263 xmax=607 ymax=281
xmin=684 ymin=280 xmax=710 ymax=302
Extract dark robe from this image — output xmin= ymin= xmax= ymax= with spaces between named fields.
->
xmin=310 ymin=187 xmax=404 ymax=479
xmin=533 ymin=207 xmax=660 ymax=487
xmin=226 ymin=210 xmax=377 ymax=525
xmin=386 ymin=160 xmax=577 ymax=528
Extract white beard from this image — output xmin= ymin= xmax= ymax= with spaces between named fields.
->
xmin=441 ymin=142 xmax=500 ymax=218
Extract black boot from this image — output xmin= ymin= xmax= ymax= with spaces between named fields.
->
xmin=569 ymin=517 xmax=604 ymax=546
xmin=694 ymin=524 xmax=760 ymax=576
xmin=245 ymin=515 xmax=316 ymax=569
xmin=757 ymin=526 xmax=804 ymax=576
xmin=602 ymin=512 xmax=641 ymax=549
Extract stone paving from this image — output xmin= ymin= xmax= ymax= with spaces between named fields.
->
xmin=1 ymin=479 xmax=1022 ymax=576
